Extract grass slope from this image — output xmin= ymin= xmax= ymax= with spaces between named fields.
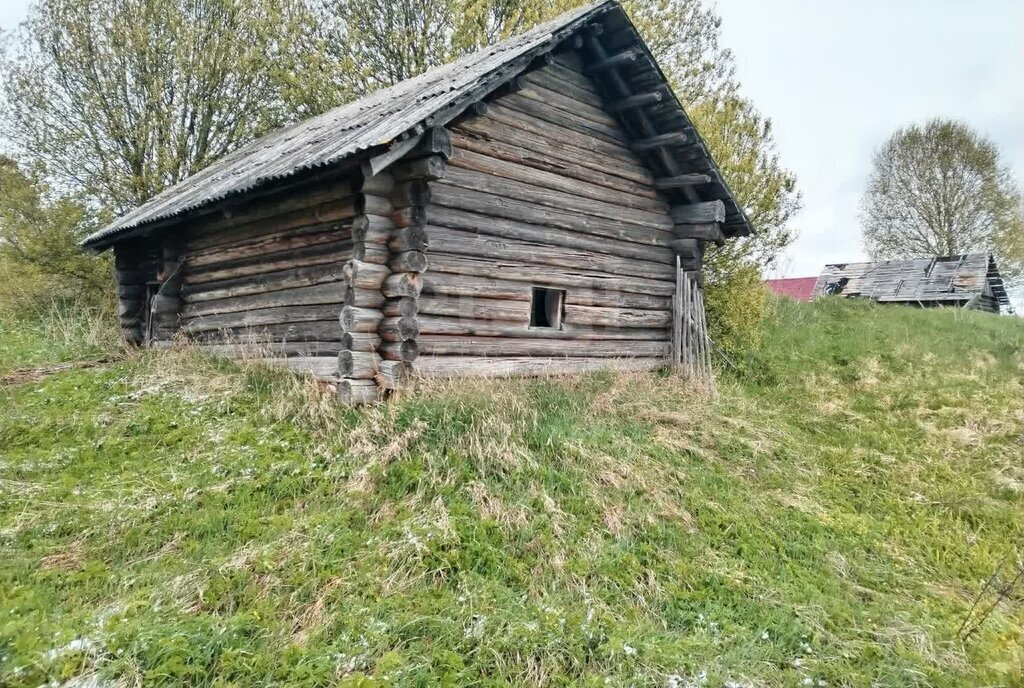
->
xmin=1 ymin=299 xmax=1023 ymax=687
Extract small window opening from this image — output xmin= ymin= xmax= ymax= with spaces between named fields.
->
xmin=530 ymin=287 xmax=565 ymax=329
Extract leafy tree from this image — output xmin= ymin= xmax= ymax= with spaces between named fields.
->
xmin=0 ymin=156 xmax=110 ymax=300
xmin=861 ymin=119 xmax=1024 ymax=279
xmin=0 ymin=0 xmax=324 ymax=214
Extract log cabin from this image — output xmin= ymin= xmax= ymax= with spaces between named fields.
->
xmin=814 ymin=254 xmax=1010 ymax=314
xmin=81 ymin=0 xmax=754 ymax=404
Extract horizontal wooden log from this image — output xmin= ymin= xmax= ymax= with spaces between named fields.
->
xmin=261 ymin=355 xmax=339 ymax=380
xmin=392 ymin=206 xmax=427 ymax=229
xmin=415 ymin=355 xmax=665 ymax=378
xmin=117 ymin=269 xmax=146 ymax=284
xmin=448 ymin=146 xmax=666 ymax=214
xmin=454 ymin=112 xmax=655 ymax=189
xmin=352 ymin=242 xmax=389 ymax=264
xmin=564 ymin=288 xmax=671 ymax=310
xmin=187 ymin=225 xmax=346 ymax=269
xmin=428 ymin=253 xmax=674 ymax=296
xmin=442 ymin=166 xmax=671 ymax=231
xmin=341 ymin=332 xmax=382 ymax=353
xmin=427 ymin=209 xmax=673 ymax=268
xmin=150 ymin=294 xmax=180 ymax=314
xmin=514 ymin=80 xmax=621 ymax=132
xmin=337 ymin=378 xmax=380 ymax=405
xmin=181 ymin=264 xmax=345 ymax=303
xmin=417 ymin=315 xmax=668 ymax=340
xmin=344 ymin=260 xmax=389 ymax=290
xmin=382 ymin=272 xmax=422 ymax=298
xmin=344 ymin=286 xmax=385 ymax=309
xmin=431 ymin=184 xmax=671 ymax=248
xmin=449 ymin=128 xmax=658 ymax=201
xmin=185 ymin=242 xmax=351 ymax=285
xmin=583 ymin=50 xmax=638 ymax=72
xmin=631 ymin=132 xmax=691 ymax=152
xmin=520 ymin=64 xmax=598 ymax=107
xmin=654 ymin=174 xmax=712 ymax=190
xmin=486 ymin=102 xmax=644 ymax=169
xmin=182 ymin=304 xmax=342 ymax=334
xmin=500 ymin=92 xmax=626 ymax=146
xmin=668 ymin=238 xmax=701 ymax=259
xmin=670 ymin=200 xmax=727 ymax=224
xmin=390 ymin=180 xmax=431 ymax=208
xmin=564 ymin=304 xmax=671 ymax=328
xmin=189 ymin=197 xmax=358 ymax=251
xmin=422 ymin=272 xmax=531 ymax=301
xmin=417 ymin=336 xmax=669 ymax=358
xmin=338 ymin=350 xmax=381 ymax=379
xmin=608 ymin=91 xmax=663 ymax=112
xmin=392 ymin=155 xmax=447 ymax=183
xmin=340 ymin=306 xmax=383 ymax=333
xmin=425 ymin=227 xmax=673 ymax=281
xmin=189 ymin=320 xmax=341 ymax=343
xmin=388 ymin=225 xmax=428 ymax=253
xmin=388 ymin=251 xmax=427 ymax=273
xmin=418 ymin=295 xmax=530 ymax=323
xmin=673 ymin=223 xmax=724 ymax=242
xmin=188 ymin=341 xmax=345 ymax=359
xmin=379 ymin=340 xmax=419 ymax=362
xmin=117 ymin=285 xmax=145 ymax=299
xmin=375 ymin=360 xmax=411 ymax=390
xmin=379 ymin=316 xmax=419 ymax=342
xmin=188 ymin=181 xmax=355 ymax=243
xmin=181 ymin=282 xmax=342 ymax=318
xmin=352 ymin=214 xmax=395 ymax=244
xmin=383 ymin=297 xmax=418 ymax=318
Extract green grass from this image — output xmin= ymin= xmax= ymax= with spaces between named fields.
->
xmin=1 ymin=299 xmax=1022 ymax=687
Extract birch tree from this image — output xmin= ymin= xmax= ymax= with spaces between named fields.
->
xmin=861 ymin=119 xmax=1023 ymax=279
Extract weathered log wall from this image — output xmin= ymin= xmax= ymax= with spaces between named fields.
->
xmin=169 ymin=175 xmax=360 ymax=377
xmin=417 ymin=54 xmax=677 ymax=377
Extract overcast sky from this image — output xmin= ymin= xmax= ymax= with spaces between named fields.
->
xmin=3 ymin=0 xmax=1022 ymax=308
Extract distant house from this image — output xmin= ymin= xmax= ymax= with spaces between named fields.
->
xmin=80 ymin=0 xmax=751 ymax=404
xmin=813 ymin=254 xmax=1009 ymax=314
xmin=764 ymin=277 xmax=818 ymax=302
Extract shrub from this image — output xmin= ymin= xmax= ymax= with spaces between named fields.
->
xmin=704 ymin=262 xmax=776 ymax=363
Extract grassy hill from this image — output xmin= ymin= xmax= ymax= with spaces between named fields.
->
xmin=1 ymin=299 xmax=1023 ymax=687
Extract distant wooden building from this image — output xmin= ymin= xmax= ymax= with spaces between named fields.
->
xmin=81 ymin=0 xmax=752 ymax=403
xmin=814 ymin=254 xmax=1009 ymax=313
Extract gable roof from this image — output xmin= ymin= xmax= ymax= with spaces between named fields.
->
xmin=764 ymin=277 xmax=818 ymax=302
xmin=814 ymin=254 xmax=1009 ymax=309
xmin=82 ymin=0 xmax=753 ymax=250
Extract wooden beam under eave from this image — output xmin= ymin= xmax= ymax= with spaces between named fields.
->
xmin=670 ymin=200 xmax=726 ymax=224
xmin=655 ymin=173 xmax=713 ymax=190
xmin=584 ymin=49 xmax=639 ymax=72
xmin=673 ymin=223 xmax=725 ymax=243
xmin=631 ymin=131 xmax=690 ymax=152
xmin=608 ymin=91 xmax=663 ymax=112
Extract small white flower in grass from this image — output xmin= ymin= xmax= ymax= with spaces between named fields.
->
xmin=801 ymin=679 xmax=813 ymax=686
xmin=792 ymin=657 xmax=804 ymax=668
xmin=760 ymin=630 xmax=769 ymax=640
xmin=623 ymin=644 xmax=637 ymax=656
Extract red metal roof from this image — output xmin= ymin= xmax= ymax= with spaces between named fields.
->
xmin=764 ymin=277 xmax=818 ymax=302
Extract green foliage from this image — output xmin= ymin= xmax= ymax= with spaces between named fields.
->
xmin=2 ymin=301 xmax=1023 ymax=687
xmin=703 ymin=261 xmax=775 ymax=363
xmin=0 ymin=0 xmax=324 ymax=213
xmin=862 ymin=118 xmax=1024 ymax=281
xmin=0 ymin=157 xmax=112 ymax=308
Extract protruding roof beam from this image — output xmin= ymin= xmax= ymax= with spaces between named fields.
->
xmin=608 ymin=91 xmax=664 ymax=112
xmin=584 ymin=49 xmax=639 ymax=73
xmin=631 ymin=132 xmax=690 ymax=152
xmin=673 ymin=222 xmax=725 ymax=244
xmin=670 ymin=200 xmax=726 ymax=224
xmin=655 ymin=173 xmax=712 ymax=189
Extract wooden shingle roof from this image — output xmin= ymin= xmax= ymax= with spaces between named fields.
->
xmin=83 ymin=0 xmax=753 ymax=250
